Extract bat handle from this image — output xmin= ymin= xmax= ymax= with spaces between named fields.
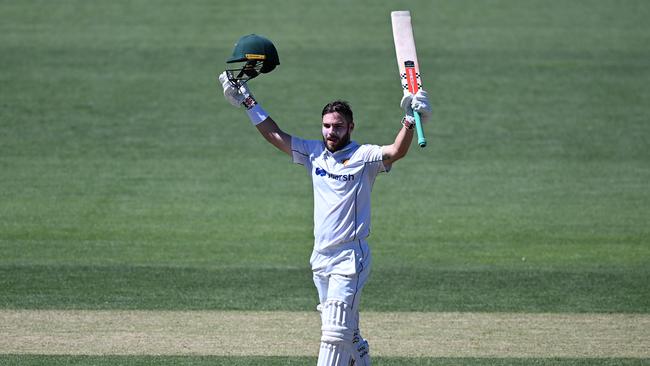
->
xmin=414 ymin=111 xmax=427 ymax=148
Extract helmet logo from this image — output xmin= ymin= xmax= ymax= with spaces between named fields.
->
xmin=245 ymin=54 xmax=266 ymax=60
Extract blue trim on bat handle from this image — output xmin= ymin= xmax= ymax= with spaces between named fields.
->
xmin=414 ymin=111 xmax=427 ymax=147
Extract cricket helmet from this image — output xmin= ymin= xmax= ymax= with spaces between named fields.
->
xmin=226 ymin=34 xmax=279 ymax=82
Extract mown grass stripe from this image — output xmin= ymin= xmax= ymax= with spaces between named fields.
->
xmin=2 ymin=265 xmax=648 ymax=313
xmin=1 ymin=311 xmax=648 ymax=358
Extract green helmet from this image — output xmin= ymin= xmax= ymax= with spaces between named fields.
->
xmin=226 ymin=34 xmax=280 ymax=82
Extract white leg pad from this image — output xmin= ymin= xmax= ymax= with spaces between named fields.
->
xmin=318 ymin=300 xmax=357 ymax=366
xmin=317 ymin=342 xmax=352 ymax=366
xmin=320 ymin=300 xmax=357 ymax=343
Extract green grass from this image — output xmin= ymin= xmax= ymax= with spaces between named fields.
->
xmin=1 ymin=0 xmax=649 ymax=363
xmin=1 ymin=264 xmax=647 ymax=312
xmin=0 ymin=356 xmax=647 ymax=366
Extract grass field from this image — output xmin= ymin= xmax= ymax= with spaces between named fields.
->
xmin=1 ymin=0 xmax=649 ymax=364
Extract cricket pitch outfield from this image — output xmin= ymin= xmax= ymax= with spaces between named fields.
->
xmin=2 ymin=310 xmax=648 ymax=358
xmin=2 ymin=0 xmax=649 ymax=365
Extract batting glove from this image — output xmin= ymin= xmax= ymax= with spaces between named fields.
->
xmin=399 ymin=92 xmax=416 ymax=129
xmin=218 ymin=71 xmax=268 ymax=125
xmin=400 ymin=91 xmax=414 ymax=116
xmin=218 ymin=71 xmax=254 ymax=108
xmin=411 ymin=89 xmax=432 ymax=124
xmin=218 ymin=71 xmax=244 ymax=107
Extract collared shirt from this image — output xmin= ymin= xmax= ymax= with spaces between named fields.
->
xmin=291 ymin=136 xmax=389 ymax=252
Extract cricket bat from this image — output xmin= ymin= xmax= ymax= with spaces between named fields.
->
xmin=391 ymin=10 xmax=427 ymax=147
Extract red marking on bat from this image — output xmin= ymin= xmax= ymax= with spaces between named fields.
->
xmin=405 ymin=66 xmax=419 ymax=94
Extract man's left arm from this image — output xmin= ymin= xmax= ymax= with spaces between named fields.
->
xmin=382 ymin=90 xmax=432 ymax=165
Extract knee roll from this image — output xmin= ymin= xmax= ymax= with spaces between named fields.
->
xmin=320 ymin=300 xmax=357 ymax=344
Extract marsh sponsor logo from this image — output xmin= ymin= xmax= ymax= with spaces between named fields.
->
xmin=315 ymin=167 xmax=355 ymax=181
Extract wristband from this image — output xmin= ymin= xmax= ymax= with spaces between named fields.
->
xmin=242 ymin=95 xmax=256 ymax=109
xmin=401 ymin=115 xmax=415 ymax=130
xmin=246 ymin=103 xmax=269 ymax=126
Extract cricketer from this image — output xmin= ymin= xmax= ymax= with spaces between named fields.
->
xmin=218 ymin=34 xmax=431 ymax=366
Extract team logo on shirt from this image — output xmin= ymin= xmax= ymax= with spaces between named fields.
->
xmin=315 ymin=167 xmax=355 ymax=181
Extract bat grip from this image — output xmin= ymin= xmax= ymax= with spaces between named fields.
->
xmin=414 ymin=111 xmax=427 ymax=148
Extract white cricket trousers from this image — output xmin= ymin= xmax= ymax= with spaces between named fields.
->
xmin=311 ymin=239 xmax=372 ymax=366
xmin=311 ymin=239 xmax=372 ymax=306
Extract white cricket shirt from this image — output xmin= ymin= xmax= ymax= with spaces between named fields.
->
xmin=292 ymin=136 xmax=389 ymax=252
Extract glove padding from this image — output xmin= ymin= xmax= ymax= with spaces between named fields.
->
xmin=411 ymin=89 xmax=432 ymax=124
xmin=400 ymin=92 xmax=414 ymax=117
xmin=218 ymin=71 xmax=254 ymax=108
xmin=400 ymin=89 xmax=431 ymax=125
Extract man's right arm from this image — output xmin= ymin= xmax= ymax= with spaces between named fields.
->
xmin=219 ymin=72 xmax=292 ymax=157
xmin=255 ymin=117 xmax=292 ymax=156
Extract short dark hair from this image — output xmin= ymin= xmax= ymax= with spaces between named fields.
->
xmin=321 ymin=100 xmax=353 ymax=124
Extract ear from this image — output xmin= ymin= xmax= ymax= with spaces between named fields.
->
xmin=349 ymin=121 xmax=355 ymax=131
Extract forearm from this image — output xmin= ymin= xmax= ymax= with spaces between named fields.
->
xmin=382 ymin=124 xmax=414 ymax=165
xmin=255 ymin=117 xmax=292 ymax=156
xmin=392 ymin=124 xmax=415 ymax=159
xmin=237 ymin=89 xmax=292 ymax=156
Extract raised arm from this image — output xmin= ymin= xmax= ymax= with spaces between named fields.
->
xmin=382 ymin=122 xmax=415 ymax=165
xmin=382 ymin=90 xmax=432 ymax=165
xmin=255 ymin=117 xmax=292 ymax=156
xmin=219 ymin=72 xmax=292 ymax=156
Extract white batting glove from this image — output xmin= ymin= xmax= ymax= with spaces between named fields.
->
xmin=400 ymin=91 xmax=414 ymax=116
xmin=218 ymin=71 xmax=247 ymax=107
xmin=411 ymin=89 xmax=432 ymax=124
xmin=399 ymin=92 xmax=416 ymax=129
xmin=217 ymin=71 xmax=268 ymax=125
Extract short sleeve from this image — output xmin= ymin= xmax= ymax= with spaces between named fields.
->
xmin=291 ymin=136 xmax=322 ymax=166
xmin=362 ymin=144 xmax=391 ymax=174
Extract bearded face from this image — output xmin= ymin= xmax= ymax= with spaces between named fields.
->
xmin=322 ymin=112 xmax=354 ymax=152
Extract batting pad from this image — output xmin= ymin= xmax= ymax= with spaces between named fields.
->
xmin=317 ymin=342 xmax=351 ymax=366
xmin=320 ymin=300 xmax=357 ymax=343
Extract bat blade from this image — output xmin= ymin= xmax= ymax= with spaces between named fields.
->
xmin=391 ymin=10 xmax=427 ymax=147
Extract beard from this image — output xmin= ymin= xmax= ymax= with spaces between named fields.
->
xmin=323 ymin=129 xmax=352 ymax=152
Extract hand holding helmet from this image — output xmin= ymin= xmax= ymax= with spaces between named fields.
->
xmin=218 ymin=34 xmax=279 ymax=125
